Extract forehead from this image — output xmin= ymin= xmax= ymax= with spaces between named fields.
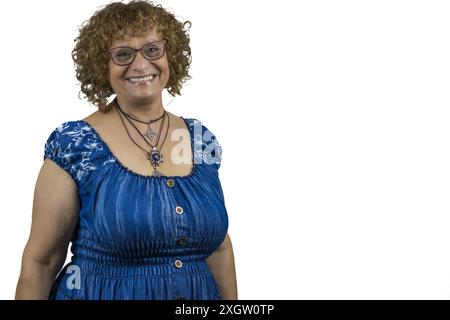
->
xmin=111 ymin=29 xmax=162 ymax=48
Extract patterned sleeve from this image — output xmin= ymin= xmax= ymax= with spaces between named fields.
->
xmin=43 ymin=121 xmax=88 ymax=185
xmin=192 ymin=119 xmax=223 ymax=171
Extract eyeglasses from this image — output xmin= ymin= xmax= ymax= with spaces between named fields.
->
xmin=107 ymin=39 xmax=168 ymax=66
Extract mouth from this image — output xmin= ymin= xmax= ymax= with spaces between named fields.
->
xmin=126 ymin=74 xmax=158 ymax=86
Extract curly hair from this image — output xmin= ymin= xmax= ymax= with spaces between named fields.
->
xmin=72 ymin=0 xmax=192 ymax=112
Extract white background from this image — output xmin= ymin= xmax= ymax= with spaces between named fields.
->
xmin=1 ymin=0 xmax=449 ymax=299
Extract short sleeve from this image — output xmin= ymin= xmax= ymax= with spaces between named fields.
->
xmin=43 ymin=121 xmax=79 ymax=183
xmin=190 ymin=118 xmax=223 ymax=170
xmin=43 ymin=121 xmax=100 ymax=186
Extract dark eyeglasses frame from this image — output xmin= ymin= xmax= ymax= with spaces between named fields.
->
xmin=106 ymin=39 xmax=168 ymax=66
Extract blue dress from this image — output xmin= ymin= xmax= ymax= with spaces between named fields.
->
xmin=43 ymin=117 xmax=228 ymax=300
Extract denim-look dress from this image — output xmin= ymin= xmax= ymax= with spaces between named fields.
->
xmin=43 ymin=117 xmax=228 ymax=300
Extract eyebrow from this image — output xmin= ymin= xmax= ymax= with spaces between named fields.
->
xmin=114 ymin=39 xmax=161 ymax=47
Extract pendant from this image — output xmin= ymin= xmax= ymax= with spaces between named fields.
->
xmin=148 ymin=147 xmax=163 ymax=167
xmin=145 ymin=125 xmax=158 ymax=140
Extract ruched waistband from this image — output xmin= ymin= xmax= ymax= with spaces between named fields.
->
xmin=70 ymin=257 xmax=211 ymax=278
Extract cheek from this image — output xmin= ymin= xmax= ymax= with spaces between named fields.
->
xmin=108 ymin=66 xmax=123 ymax=85
xmin=162 ymin=62 xmax=170 ymax=79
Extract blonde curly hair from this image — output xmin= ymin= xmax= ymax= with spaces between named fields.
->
xmin=72 ymin=0 xmax=192 ymax=112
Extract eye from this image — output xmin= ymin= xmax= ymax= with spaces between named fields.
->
xmin=143 ymin=45 xmax=161 ymax=57
xmin=115 ymin=49 xmax=132 ymax=58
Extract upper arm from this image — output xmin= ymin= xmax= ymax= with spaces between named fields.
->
xmin=217 ymin=233 xmax=232 ymax=252
xmin=22 ymin=158 xmax=79 ymax=272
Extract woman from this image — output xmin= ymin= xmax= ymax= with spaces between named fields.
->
xmin=15 ymin=0 xmax=237 ymax=300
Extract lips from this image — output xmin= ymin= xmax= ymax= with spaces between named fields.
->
xmin=126 ymin=76 xmax=157 ymax=87
xmin=126 ymin=74 xmax=158 ymax=80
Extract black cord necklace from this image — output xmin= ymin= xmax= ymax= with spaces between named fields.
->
xmin=114 ymin=98 xmax=170 ymax=176
xmin=115 ymin=99 xmax=166 ymax=140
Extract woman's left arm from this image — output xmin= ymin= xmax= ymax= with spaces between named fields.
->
xmin=206 ymin=233 xmax=238 ymax=300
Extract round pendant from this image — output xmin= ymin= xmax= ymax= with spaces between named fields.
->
xmin=148 ymin=148 xmax=163 ymax=167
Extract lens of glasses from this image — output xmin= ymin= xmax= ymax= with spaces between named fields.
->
xmin=110 ymin=40 xmax=165 ymax=65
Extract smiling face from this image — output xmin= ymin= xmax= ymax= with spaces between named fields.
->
xmin=107 ymin=29 xmax=170 ymax=105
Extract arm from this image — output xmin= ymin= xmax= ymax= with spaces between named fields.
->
xmin=15 ymin=159 xmax=79 ymax=299
xmin=206 ymin=233 xmax=238 ymax=300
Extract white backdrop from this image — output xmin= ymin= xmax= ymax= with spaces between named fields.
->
xmin=1 ymin=0 xmax=450 ymax=300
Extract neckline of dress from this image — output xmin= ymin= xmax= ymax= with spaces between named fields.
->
xmin=76 ymin=117 xmax=198 ymax=179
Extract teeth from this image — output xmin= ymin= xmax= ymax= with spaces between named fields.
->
xmin=128 ymin=75 xmax=155 ymax=82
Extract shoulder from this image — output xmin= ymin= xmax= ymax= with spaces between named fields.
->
xmin=183 ymin=117 xmax=223 ymax=170
xmin=46 ymin=119 xmax=92 ymax=138
xmin=182 ymin=117 xmax=218 ymax=139
xmin=44 ymin=120 xmax=99 ymax=155
xmin=43 ymin=120 xmax=104 ymax=184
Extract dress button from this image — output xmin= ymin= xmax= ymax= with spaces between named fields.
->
xmin=175 ymin=206 xmax=184 ymax=215
xmin=166 ymin=179 xmax=175 ymax=187
xmin=176 ymin=236 xmax=188 ymax=246
xmin=177 ymin=295 xmax=185 ymax=300
xmin=174 ymin=259 xmax=183 ymax=268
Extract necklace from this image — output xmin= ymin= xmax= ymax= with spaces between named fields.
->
xmin=118 ymin=106 xmax=165 ymax=140
xmin=114 ymin=98 xmax=170 ymax=176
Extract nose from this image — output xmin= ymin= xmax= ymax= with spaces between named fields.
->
xmin=130 ymin=49 xmax=152 ymax=68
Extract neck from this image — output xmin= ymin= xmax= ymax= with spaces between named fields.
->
xmin=114 ymin=95 xmax=165 ymax=121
